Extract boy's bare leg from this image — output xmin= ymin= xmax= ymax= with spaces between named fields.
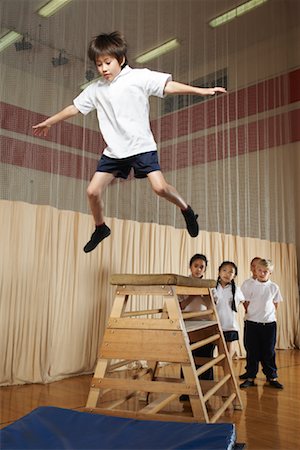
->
xmin=147 ymin=171 xmax=199 ymax=237
xmin=87 ymin=172 xmax=115 ymax=225
xmin=84 ymin=172 xmax=115 ymax=253
xmin=226 ymin=341 xmax=235 ymax=360
xmin=147 ymin=170 xmax=187 ymax=209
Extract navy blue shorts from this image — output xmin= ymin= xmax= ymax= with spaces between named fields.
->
xmin=96 ymin=151 xmax=161 ymax=179
xmin=223 ymin=330 xmax=239 ymax=342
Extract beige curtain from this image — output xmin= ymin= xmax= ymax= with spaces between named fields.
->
xmin=0 ymin=200 xmax=299 ymax=386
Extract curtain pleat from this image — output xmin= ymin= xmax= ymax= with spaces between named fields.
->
xmin=1 ymin=200 xmax=299 ymax=386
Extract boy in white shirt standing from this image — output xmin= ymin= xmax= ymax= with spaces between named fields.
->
xmin=33 ymin=31 xmax=226 ymax=252
xmin=240 ymin=258 xmax=284 ymax=389
xmin=239 ymin=256 xmax=261 ymax=379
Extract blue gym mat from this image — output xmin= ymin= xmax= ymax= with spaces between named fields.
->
xmin=0 ymin=406 xmax=236 ymax=449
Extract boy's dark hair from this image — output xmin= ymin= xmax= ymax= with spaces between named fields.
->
xmin=88 ymin=31 xmax=128 ymax=65
xmin=216 ymin=261 xmax=238 ymax=312
xmin=189 ymin=253 xmax=208 ymax=268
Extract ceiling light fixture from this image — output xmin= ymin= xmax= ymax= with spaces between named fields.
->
xmin=37 ymin=0 xmax=73 ymax=18
xmin=209 ymin=0 xmax=268 ymax=28
xmin=52 ymin=50 xmax=69 ymax=67
xmin=15 ymin=36 xmax=32 ymax=51
xmin=135 ymin=38 xmax=180 ymax=64
xmin=0 ymin=30 xmax=22 ymax=53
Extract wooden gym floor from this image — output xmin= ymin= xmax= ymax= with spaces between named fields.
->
xmin=1 ymin=349 xmax=299 ymax=450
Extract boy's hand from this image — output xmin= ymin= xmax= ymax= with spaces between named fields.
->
xmin=207 ymin=87 xmax=227 ymax=95
xmin=32 ymin=122 xmax=51 ymax=137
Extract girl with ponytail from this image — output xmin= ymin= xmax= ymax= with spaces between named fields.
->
xmin=213 ymin=261 xmax=245 ymax=359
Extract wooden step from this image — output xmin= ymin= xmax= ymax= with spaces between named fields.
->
xmin=190 ymin=334 xmax=220 ymax=351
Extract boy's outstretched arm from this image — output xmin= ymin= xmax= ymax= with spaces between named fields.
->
xmin=32 ymin=105 xmax=79 ymax=137
xmin=164 ymin=80 xmax=226 ymax=96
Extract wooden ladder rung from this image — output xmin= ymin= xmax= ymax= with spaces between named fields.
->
xmin=210 ymin=393 xmax=236 ymax=423
xmin=196 ymin=354 xmax=226 ymax=376
xmin=203 ymin=374 xmax=231 ymax=402
xmin=122 ymin=308 xmax=164 ymax=317
xmin=105 ymin=391 xmax=138 ymax=410
xmin=190 ymin=334 xmax=220 ymax=351
xmin=182 ymin=309 xmax=214 ymax=319
xmin=93 ymin=377 xmax=197 ymax=396
xmin=108 ymin=360 xmax=134 ymax=371
xmin=140 ymin=393 xmax=178 ymax=414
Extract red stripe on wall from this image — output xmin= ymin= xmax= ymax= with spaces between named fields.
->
xmin=0 ymin=102 xmax=105 ymax=154
xmin=0 ymin=135 xmax=97 ymax=180
xmin=152 ymin=68 xmax=300 ymax=143
xmin=1 ymin=109 xmax=299 ymax=180
xmin=1 ymin=68 xmax=299 ymax=152
xmin=159 ymin=109 xmax=299 ymax=171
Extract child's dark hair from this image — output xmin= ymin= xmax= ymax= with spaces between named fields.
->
xmin=216 ymin=261 xmax=238 ymax=312
xmin=189 ymin=254 xmax=208 ymax=268
xmin=88 ymin=31 xmax=128 ymax=66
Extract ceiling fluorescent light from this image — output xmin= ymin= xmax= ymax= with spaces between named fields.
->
xmin=37 ymin=0 xmax=73 ymax=18
xmin=135 ymin=38 xmax=180 ymax=64
xmin=209 ymin=0 xmax=268 ymax=28
xmin=0 ymin=30 xmax=22 ymax=53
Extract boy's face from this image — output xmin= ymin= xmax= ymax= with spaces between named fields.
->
xmin=190 ymin=259 xmax=206 ymax=278
xmin=250 ymin=258 xmax=260 ymax=279
xmin=95 ymin=55 xmax=123 ymax=82
xmin=256 ymin=265 xmax=271 ymax=282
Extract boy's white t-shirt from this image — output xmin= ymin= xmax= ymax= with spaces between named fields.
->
xmin=212 ymin=284 xmax=245 ymax=332
xmin=241 ymin=278 xmax=283 ymax=323
xmin=73 ymin=66 xmax=171 ymax=159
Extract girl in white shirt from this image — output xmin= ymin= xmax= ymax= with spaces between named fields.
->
xmin=213 ymin=261 xmax=245 ymax=359
xmin=178 ymin=254 xmax=215 ymax=382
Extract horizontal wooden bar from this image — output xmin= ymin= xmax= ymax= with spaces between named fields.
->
xmin=175 ymin=286 xmax=211 ymax=295
xmin=121 ymin=309 xmax=164 ymax=317
xmin=203 ymin=374 xmax=231 ymax=402
xmin=107 ymin=318 xmax=181 ymax=330
xmin=100 ymin=329 xmax=190 ymax=362
xmin=110 ymin=274 xmax=216 ymax=289
xmin=108 ymin=360 xmax=133 ymax=372
xmin=210 ymin=393 xmax=236 ymax=423
xmin=190 ymin=334 xmax=220 ymax=351
xmin=194 ymin=356 xmax=225 ymax=367
xmin=105 ymin=391 xmax=138 ymax=410
xmin=196 ymin=354 xmax=226 ymax=376
xmin=182 ymin=310 xmax=214 ymax=319
xmin=140 ymin=393 xmax=178 ymax=414
xmin=92 ymin=377 xmax=198 ymax=395
xmin=115 ymin=285 xmax=174 ymax=296
xmin=80 ymin=407 xmax=201 ymax=423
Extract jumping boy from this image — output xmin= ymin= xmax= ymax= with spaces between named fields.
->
xmin=33 ymin=31 xmax=226 ymax=252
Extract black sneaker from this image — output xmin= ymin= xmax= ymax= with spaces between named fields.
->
xmin=181 ymin=206 xmax=199 ymax=237
xmin=268 ymin=379 xmax=284 ymax=389
xmin=239 ymin=372 xmax=250 ymax=380
xmin=83 ymin=224 xmax=111 ymax=253
xmin=239 ymin=379 xmax=256 ymax=388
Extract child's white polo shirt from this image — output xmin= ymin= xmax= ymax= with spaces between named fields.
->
xmin=73 ymin=66 xmax=171 ymax=159
xmin=212 ymin=284 xmax=245 ymax=331
xmin=241 ymin=278 xmax=283 ymax=323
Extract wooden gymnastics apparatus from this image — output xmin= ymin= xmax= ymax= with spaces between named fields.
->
xmin=85 ymin=274 xmax=243 ymax=423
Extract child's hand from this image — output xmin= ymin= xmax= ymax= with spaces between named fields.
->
xmin=32 ymin=122 xmax=51 ymax=137
xmin=207 ymin=87 xmax=227 ymax=95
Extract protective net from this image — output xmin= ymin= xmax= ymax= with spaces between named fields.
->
xmin=0 ymin=0 xmax=299 ymax=384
